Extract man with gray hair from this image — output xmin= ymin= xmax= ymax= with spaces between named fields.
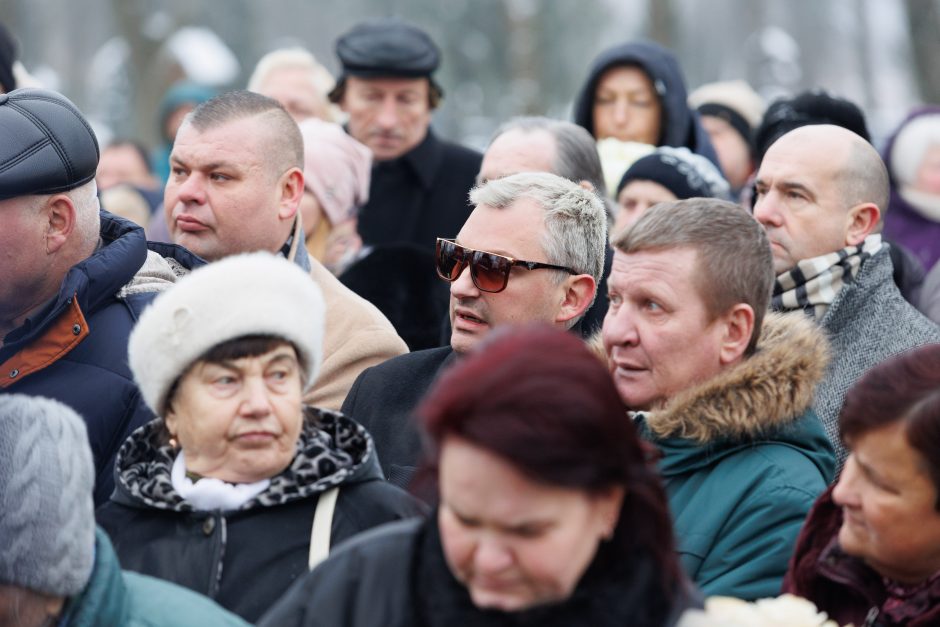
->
xmin=164 ymin=90 xmax=407 ymax=410
xmin=0 ymin=88 xmax=204 ymax=506
xmin=476 ymin=115 xmax=613 ymax=335
xmin=754 ymin=124 xmax=940 ymax=466
xmin=0 ymin=394 xmax=248 ymax=625
xmin=342 ymin=171 xmax=607 ymax=486
xmin=603 ymin=198 xmax=834 ymax=599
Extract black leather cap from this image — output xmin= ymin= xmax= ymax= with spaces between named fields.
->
xmin=335 ymin=18 xmax=440 ymax=79
xmin=0 ymin=88 xmax=99 ymax=201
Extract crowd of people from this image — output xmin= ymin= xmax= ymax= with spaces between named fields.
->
xmin=1 ymin=14 xmax=939 ymax=627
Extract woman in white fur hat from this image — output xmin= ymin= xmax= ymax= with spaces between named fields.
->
xmin=96 ymin=252 xmax=423 ymax=623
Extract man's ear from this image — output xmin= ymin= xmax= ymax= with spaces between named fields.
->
xmin=845 ymin=202 xmax=880 ymax=246
xmin=44 ymin=194 xmax=78 ymax=254
xmin=718 ymin=303 xmax=755 ymax=366
xmin=277 ymin=167 xmax=304 ymax=221
xmin=555 ymin=274 xmax=597 ymax=326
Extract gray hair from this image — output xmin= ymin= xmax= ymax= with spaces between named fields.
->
xmin=185 ymin=90 xmax=303 ymax=175
xmin=470 ymin=172 xmax=607 ymax=309
xmin=247 ymin=47 xmax=336 ymax=96
xmin=612 ymin=198 xmax=774 ymax=355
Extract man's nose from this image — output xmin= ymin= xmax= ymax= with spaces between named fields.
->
xmin=752 ymin=191 xmax=782 ymax=227
xmin=450 ymin=264 xmax=480 ymax=299
xmin=602 ymin=306 xmax=640 ymax=348
xmin=175 ymin=172 xmax=207 ymax=205
xmin=375 ymin=97 xmax=399 ymax=129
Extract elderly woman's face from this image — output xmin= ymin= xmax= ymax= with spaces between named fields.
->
xmin=437 ymin=437 xmax=623 ymax=612
xmin=833 ymin=420 xmax=940 ymax=583
xmin=165 ymin=345 xmax=304 ymax=484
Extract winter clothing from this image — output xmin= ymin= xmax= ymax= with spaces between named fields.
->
xmin=783 ymin=486 xmax=940 ymax=627
xmin=688 ymin=80 xmax=765 ymax=147
xmin=338 ymin=243 xmax=450 ymax=351
xmin=753 ymin=90 xmax=870 ymax=164
xmin=96 ymin=408 xmax=424 ymax=623
xmin=882 ymin=106 xmax=940 ymax=272
xmin=0 ymin=88 xmax=99 ymax=200
xmin=259 ymin=516 xmax=701 ymax=627
xmin=572 ymin=41 xmax=719 ymax=166
xmin=0 ymin=212 xmax=203 ymax=506
xmin=304 ymin=252 xmax=410 ymax=410
xmin=772 ymin=234 xmax=883 ymax=320
xmin=341 ymin=346 xmax=456 ymax=487
xmin=299 ymin=118 xmax=372 ymax=226
xmin=332 ymin=17 xmax=440 ymax=81
xmin=65 ymin=528 xmax=248 ymax=627
xmin=788 ymin=246 xmax=940 ymax=467
xmin=639 ymin=312 xmax=836 ymax=600
xmin=355 ymin=128 xmax=482 ymax=254
xmin=615 ymin=146 xmax=729 ymax=199
xmin=0 ymin=395 xmax=96 ymax=597
xmin=920 ymin=259 xmax=940 ymax=324
xmin=128 ymin=252 xmax=326 ymax=415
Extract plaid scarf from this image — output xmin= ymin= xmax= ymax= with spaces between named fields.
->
xmin=771 ymin=235 xmax=882 ymax=320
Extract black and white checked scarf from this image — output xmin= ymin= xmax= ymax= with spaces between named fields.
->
xmin=771 ymin=235 xmax=883 ymax=320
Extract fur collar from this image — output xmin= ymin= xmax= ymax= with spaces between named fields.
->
xmin=645 ymin=312 xmax=829 ymax=443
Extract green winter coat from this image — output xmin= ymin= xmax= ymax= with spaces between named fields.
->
xmin=637 ymin=312 xmax=836 ymax=601
xmin=60 ymin=528 xmax=248 ymax=627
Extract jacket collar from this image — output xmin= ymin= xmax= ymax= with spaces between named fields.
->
xmin=387 ymin=128 xmax=443 ymax=191
xmin=645 ymin=311 xmax=829 ymax=443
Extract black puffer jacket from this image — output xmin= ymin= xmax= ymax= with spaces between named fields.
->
xmin=572 ymin=41 xmax=719 ymax=167
xmin=260 ymin=516 xmax=701 ymax=627
xmin=96 ymin=408 xmax=425 ymax=623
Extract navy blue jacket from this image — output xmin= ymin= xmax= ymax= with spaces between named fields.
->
xmin=573 ymin=41 xmax=719 ymax=167
xmin=0 ymin=211 xmax=203 ymax=505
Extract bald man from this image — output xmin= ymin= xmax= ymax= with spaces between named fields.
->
xmin=754 ymin=124 xmax=939 ymax=467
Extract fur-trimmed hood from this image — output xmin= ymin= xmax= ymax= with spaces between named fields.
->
xmin=644 ymin=311 xmax=829 ymax=443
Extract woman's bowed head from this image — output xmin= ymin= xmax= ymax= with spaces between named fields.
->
xmin=415 ymin=324 xmax=692 ymax=616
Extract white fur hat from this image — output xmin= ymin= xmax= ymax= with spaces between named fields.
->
xmin=128 ymin=252 xmax=325 ymax=415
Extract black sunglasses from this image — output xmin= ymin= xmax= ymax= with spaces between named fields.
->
xmin=435 ymin=238 xmax=576 ymax=294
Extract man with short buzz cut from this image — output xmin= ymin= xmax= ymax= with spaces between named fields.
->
xmin=342 ymin=172 xmax=607 ymax=487
xmin=164 ymin=90 xmax=407 ymax=410
xmin=603 ymin=198 xmax=835 ymax=599
xmin=754 ymin=124 xmax=940 ymax=466
xmin=0 ymin=88 xmax=204 ymax=506
xmin=328 ymin=17 xmax=481 ymax=253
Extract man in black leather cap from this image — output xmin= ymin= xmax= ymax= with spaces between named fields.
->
xmin=328 ymin=17 xmax=482 ymax=254
xmin=0 ymin=88 xmax=203 ymax=505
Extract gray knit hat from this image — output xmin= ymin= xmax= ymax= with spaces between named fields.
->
xmin=0 ymin=394 xmax=95 ymax=597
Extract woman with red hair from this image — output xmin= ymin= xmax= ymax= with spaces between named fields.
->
xmin=261 ymin=324 xmax=700 ymax=626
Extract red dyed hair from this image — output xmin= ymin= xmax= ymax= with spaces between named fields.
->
xmin=416 ymin=324 xmax=683 ymax=593
xmin=840 ymin=343 xmax=940 ymax=509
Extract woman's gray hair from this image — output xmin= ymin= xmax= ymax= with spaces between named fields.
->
xmin=469 ymin=172 xmax=608 ymax=291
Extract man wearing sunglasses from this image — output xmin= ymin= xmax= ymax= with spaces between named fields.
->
xmin=342 ymin=172 xmax=607 ymax=487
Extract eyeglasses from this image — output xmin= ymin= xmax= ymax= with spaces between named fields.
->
xmin=435 ymin=238 xmax=576 ymax=294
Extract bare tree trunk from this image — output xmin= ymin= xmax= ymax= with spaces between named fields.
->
xmin=904 ymin=0 xmax=940 ymax=102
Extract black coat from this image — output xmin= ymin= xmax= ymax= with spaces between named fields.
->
xmin=96 ymin=410 xmax=425 ymax=623
xmin=356 ymin=129 xmax=482 ymax=253
xmin=341 ymin=346 xmax=456 ymax=488
xmin=260 ymin=517 xmax=700 ymax=627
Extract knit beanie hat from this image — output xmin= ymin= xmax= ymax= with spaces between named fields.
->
xmin=688 ymin=80 xmax=765 ymax=149
xmin=128 ymin=252 xmax=326 ymax=416
xmin=299 ymin=118 xmax=372 ymax=225
xmin=754 ymin=90 xmax=870 ymax=163
xmin=617 ymin=146 xmax=730 ymax=200
xmin=0 ymin=394 xmax=95 ymax=597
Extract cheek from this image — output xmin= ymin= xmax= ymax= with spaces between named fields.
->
xmin=438 ymin=516 xmax=476 ymax=576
